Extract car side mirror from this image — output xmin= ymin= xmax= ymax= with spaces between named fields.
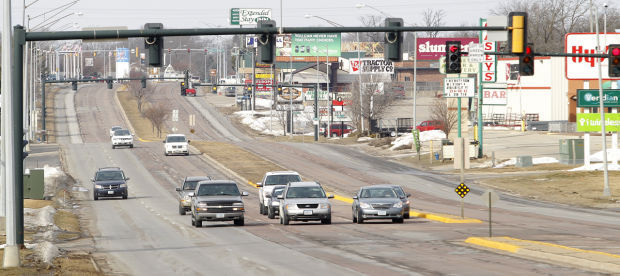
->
xmin=406 ymin=193 xmax=411 ymax=197
xmin=162 ymin=140 xmax=166 ymax=143
xmin=277 ymin=195 xmax=283 ymax=199
xmin=256 ymin=182 xmax=262 ymax=187
xmin=241 ymin=191 xmax=249 ymax=196
xmin=327 ymin=194 xmax=334 ymax=199
xmin=175 ymin=187 xmax=181 ymax=192
xmin=352 ymin=196 xmax=358 ymax=200
xmin=187 ymin=140 xmax=191 ymax=143
xmin=90 ymin=178 xmax=94 ymax=182
xmin=188 ymin=192 xmax=195 ymax=197
xmin=265 ymin=194 xmax=271 ymax=198
xmin=125 ymin=177 xmax=130 ymax=181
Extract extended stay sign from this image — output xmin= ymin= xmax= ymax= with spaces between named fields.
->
xmin=480 ymin=19 xmax=497 ymax=83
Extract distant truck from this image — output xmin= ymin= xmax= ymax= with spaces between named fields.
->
xmin=181 ymin=82 xmax=196 ymax=97
xmin=370 ymin=118 xmax=413 ymax=137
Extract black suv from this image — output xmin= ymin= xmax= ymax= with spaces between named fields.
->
xmin=91 ymin=167 xmax=129 ymax=200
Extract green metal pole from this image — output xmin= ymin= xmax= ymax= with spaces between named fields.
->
xmin=41 ymin=76 xmax=46 ymax=142
xmin=477 ymin=19 xmax=484 ymax=158
xmin=13 ymin=25 xmax=26 ymax=246
xmin=457 ymin=97 xmax=462 ymax=138
xmin=314 ymin=84 xmax=319 ymax=141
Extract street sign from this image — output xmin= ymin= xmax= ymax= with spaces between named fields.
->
xmin=577 ymin=89 xmax=620 ymax=107
xmin=576 ymin=113 xmax=620 ymax=132
xmin=230 ymin=8 xmax=240 ymax=25
xmin=455 ymin=183 xmax=470 ymax=198
xmin=467 ymin=43 xmax=484 ymax=63
xmin=439 ymin=56 xmax=479 ymax=74
xmin=486 ymin=16 xmax=508 ymax=42
xmin=444 ymin=78 xmax=475 ymax=97
xmin=480 ymin=190 xmax=500 ymax=207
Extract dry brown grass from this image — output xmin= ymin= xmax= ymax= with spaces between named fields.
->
xmin=117 ymin=90 xmax=168 ymax=141
xmin=192 ymin=141 xmax=284 ymax=183
xmin=24 ymin=199 xmax=54 ymax=209
xmin=38 ymin=84 xmax=62 ymax=143
xmin=53 ymin=254 xmax=101 ymax=275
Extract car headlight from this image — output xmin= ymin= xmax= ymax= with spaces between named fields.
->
xmin=272 ymin=201 xmax=280 ymax=206
xmin=405 ymin=200 xmax=410 ymax=205
xmin=286 ymin=204 xmax=297 ymax=210
xmin=197 ymin=202 xmax=208 ymax=207
xmin=393 ymin=201 xmax=403 ymax=208
xmin=318 ymin=203 xmax=330 ymax=209
xmin=120 ymin=184 xmax=127 ymax=188
xmin=95 ymin=184 xmax=102 ymax=189
xmin=359 ymin=202 xmax=371 ymax=209
xmin=233 ymin=202 xmax=244 ymax=206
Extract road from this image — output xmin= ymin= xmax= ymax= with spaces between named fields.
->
xmin=53 ymin=82 xmax=620 ymax=275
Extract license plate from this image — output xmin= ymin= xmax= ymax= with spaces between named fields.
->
xmin=107 ymin=191 xmax=114 ymax=195
xmin=303 ymin=210 xmax=313 ymax=215
xmin=216 ymin=213 xmax=225 ymax=218
xmin=378 ymin=211 xmax=387 ymax=216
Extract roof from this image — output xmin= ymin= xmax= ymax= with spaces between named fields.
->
xmin=265 ymin=171 xmax=300 ymax=176
xmin=185 ymin=176 xmax=211 ymax=182
xmin=196 ymin=180 xmax=237 ymax=185
xmin=97 ymin=167 xmax=122 ymax=172
xmin=361 ymin=184 xmax=399 ymax=190
xmin=166 ymin=133 xmax=186 ymax=137
xmin=288 ymin=181 xmax=320 ymax=187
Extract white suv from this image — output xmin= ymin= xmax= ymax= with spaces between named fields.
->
xmin=111 ymin=129 xmax=133 ymax=149
xmin=164 ymin=134 xmax=190 ymax=156
xmin=257 ymin=171 xmax=301 ymax=215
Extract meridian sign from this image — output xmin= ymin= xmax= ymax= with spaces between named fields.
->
xmin=577 ymin=89 xmax=620 ymax=107
xmin=577 ymin=113 xmax=620 ymax=132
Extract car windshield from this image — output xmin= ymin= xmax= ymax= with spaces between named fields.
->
xmin=360 ymin=188 xmax=397 ymax=198
xmin=197 ymin=183 xmax=240 ymax=196
xmin=111 ymin=126 xmax=121 ymax=131
xmin=392 ymin=187 xmax=405 ymax=197
xmin=114 ymin=129 xmax=131 ymax=136
xmin=183 ymin=181 xmax=200 ymax=190
xmin=166 ymin=136 xmax=186 ymax=143
xmin=264 ymin=175 xmax=301 ymax=186
xmin=286 ymin=186 xmax=325 ymax=199
xmin=95 ymin=171 xmax=125 ymax=181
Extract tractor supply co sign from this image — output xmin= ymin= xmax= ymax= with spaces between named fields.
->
xmin=349 ymin=58 xmax=394 ymax=74
xmin=480 ymin=19 xmax=497 ymax=83
xmin=444 ymin=78 xmax=475 ymax=97
xmin=577 ymin=113 xmax=620 ymax=132
xmin=566 ymin=33 xmax=620 ymax=80
xmin=577 ymin=89 xmax=620 ymax=107
xmin=482 ymin=84 xmax=507 ymax=105
xmin=230 ymin=8 xmax=271 ymax=25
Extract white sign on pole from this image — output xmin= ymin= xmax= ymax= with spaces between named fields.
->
xmin=172 ymin=109 xmax=179 ymax=122
xmin=486 ymin=16 xmax=508 ymax=42
xmin=467 ymin=43 xmax=484 ymax=63
xmin=480 ymin=190 xmax=500 ymax=206
xmin=565 ymin=33 xmax=620 ymax=80
xmin=482 ymin=83 xmax=508 ymax=105
xmin=439 ymin=56 xmax=479 ymax=74
xmin=444 ymin=78 xmax=476 ymax=97
xmin=238 ymin=8 xmax=272 ymax=25
xmin=481 ymin=19 xmax=497 ymax=83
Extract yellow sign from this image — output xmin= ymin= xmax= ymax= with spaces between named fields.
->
xmin=455 ymin=183 xmax=470 ymax=198
xmin=255 ymin=73 xmax=273 ymax=79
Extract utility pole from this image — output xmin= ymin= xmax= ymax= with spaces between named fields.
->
xmin=2 ymin=0 xmax=13 ymax=219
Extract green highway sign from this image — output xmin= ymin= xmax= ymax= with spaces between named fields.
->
xmin=577 ymin=89 xmax=620 ymax=107
xmin=230 ymin=8 xmax=240 ymax=25
xmin=576 ymin=113 xmax=620 ymax=132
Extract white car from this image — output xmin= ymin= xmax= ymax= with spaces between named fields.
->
xmin=256 ymin=171 xmax=302 ymax=215
xmin=109 ymin=126 xmax=122 ymax=137
xmin=111 ymin=129 xmax=134 ymax=149
xmin=164 ymin=134 xmax=190 ymax=156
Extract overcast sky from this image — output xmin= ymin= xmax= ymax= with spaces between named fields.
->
xmin=2 ymin=0 xmax=497 ymax=32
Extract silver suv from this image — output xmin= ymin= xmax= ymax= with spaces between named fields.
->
xmin=257 ymin=171 xmax=301 ymax=215
xmin=190 ymin=180 xmax=248 ymax=227
xmin=278 ymin=182 xmax=333 ymax=225
xmin=176 ymin=176 xmax=211 ymax=215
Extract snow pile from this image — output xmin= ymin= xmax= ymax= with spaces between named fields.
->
xmin=24 ymin=205 xmax=57 ymax=228
xmin=569 ymin=149 xmax=620 ymax=171
xmin=357 ymin=137 xmax=373 ymax=142
xmin=35 ymin=241 xmax=60 ymax=264
xmin=43 ymin=165 xmax=64 ymax=178
xmin=570 ymin=163 xmax=620 ymax=171
xmin=0 ymin=243 xmax=36 ymax=249
xmin=389 ymin=130 xmax=446 ymax=150
xmin=255 ymin=98 xmax=273 ymax=108
xmin=235 ymin=109 xmax=316 ymax=136
xmin=494 ymin=157 xmax=559 ymax=168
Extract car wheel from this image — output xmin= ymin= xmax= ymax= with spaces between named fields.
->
xmin=321 ymin=216 xmax=331 ymax=224
xmin=404 ymin=212 xmax=410 ymax=219
xmin=191 ymin=214 xmax=195 ymax=226
xmin=112 ymin=145 xmax=115 ymax=149
xmin=130 ymin=144 xmax=134 ymax=148
xmin=352 ymin=209 xmax=357 ymax=223
xmin=179 ymin=205 xmax=186 ymax=215
xmin=122 ymin=194 xmax=128 ymax=200
xmin=94 ymin=194 xmax=98 ymax=201
xmin=185 ymin=152 xmax=189 ymax=156
xmin=267 ymin=206 xmax=275 ymax=219
xmin=282 ymin=213 xmax=289 ymax=225
xmin=259 ymin=204 xmax=265 ymax=215
xmin=195 ymin=219 xmax=202 ymax=228
xmin=357 ymin=211 xmax=364 ymax=224
xmin=234 ymin=217 xmax=244 ymax=226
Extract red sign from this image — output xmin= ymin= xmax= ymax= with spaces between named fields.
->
xmin=332 ymin=99 xmax=344 ymax=106
xmin=416 ymin=38 xmax=478 ymax=60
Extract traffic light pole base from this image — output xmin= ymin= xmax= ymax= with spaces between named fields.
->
xmin=3 ymin=245 xmax=20 ymax=267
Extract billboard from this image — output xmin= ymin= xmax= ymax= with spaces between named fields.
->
xmin=115 ymin=48 xmax=130 ymax=79
xmin=416 ymin=37 xmax=478 ymax=60
xmin=565 ymin=33 xmax=620 ymax=80
xmin=230 ymin=8 xmax=271 ymax=25
xmin=277 ymin=34 xmax=341 ymax=57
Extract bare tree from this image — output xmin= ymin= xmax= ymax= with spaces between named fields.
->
xmin=430 ymin=97 xmax=458 ymax=137
xmin=359 ymin=15 xmax=384 ymax=43
xmin=143 ymin=103 xmax=170 ymax=138
xmin=347 ymin=74 xmax=397 ymax=134
xmin=275 ymin=110 xmax=288 ymax=136
xmin=129 ymin=70 xmax=151 ymax=113
xmin=421 ymin=9 xmax=446 ymax=38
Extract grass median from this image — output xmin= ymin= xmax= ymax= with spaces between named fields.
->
xmin=117 ymin=90 xmax=168 ymax=141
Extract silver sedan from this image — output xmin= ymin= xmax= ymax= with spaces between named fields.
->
xmin=352 ymin=185 xmax=405 ymax=224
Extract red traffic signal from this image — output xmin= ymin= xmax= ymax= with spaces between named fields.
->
xmin=609 ymin=45 xmax=620 ymax=77
xmin=519 ymin=44 xmax=535 ymax=76
xmin=445 ymin=41 xmax=461 ymax=74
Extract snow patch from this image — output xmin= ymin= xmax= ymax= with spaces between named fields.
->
xmin=24 ymin=205 xmax=57 ymax=228
xmin=494 ymin=157 xmax=559 ymax=168
xmin=389 ymin=130 xmax=446 ymax=150
xmin=357 ymin=137 xmax=373 ymax=142
xmin=35 ymin=241 xmax=60 ymax=264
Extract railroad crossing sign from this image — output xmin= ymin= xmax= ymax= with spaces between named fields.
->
xmin=455 ymin=183 xmax=470 ymax=198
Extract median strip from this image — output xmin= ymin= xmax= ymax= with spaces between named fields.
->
xmin=465 ymin=236 xmax=620 ymax=273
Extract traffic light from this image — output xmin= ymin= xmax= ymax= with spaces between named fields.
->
xmin=508 ymin=12 xmax=528 ymax=54
xmin=384 ymin=18 xmax=404 ymax=62
xmin=181 ymin=82 xmax=186 ymax=95
xmin=106 ymin=79 xmax=113 ymax=89
xmin=257 ymin=20 xmax=276 ymax=63
xmin=141 ymin=78 xmax=147 ymax=88
xmin=519 ymin=44 xmax=535 ymax=76
xmin=212 ymin=86 xmax=217 ymax=93
xmin=445 ymin=41 xmax=462 ymax=74
xmin=71 ymin=81 xmax=77 ymax=91
xmin=609 ymin=44 xmax=620 ymax=77
xmin=22 ymin=140 xmax=29 ymax=159
xmin=144 ymin=23 xmax=164 ymax=66
xmin=184 ymin=70 xmax=189 ymax=87
xmin=277 ymin=84 xmax=283 ymax=95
